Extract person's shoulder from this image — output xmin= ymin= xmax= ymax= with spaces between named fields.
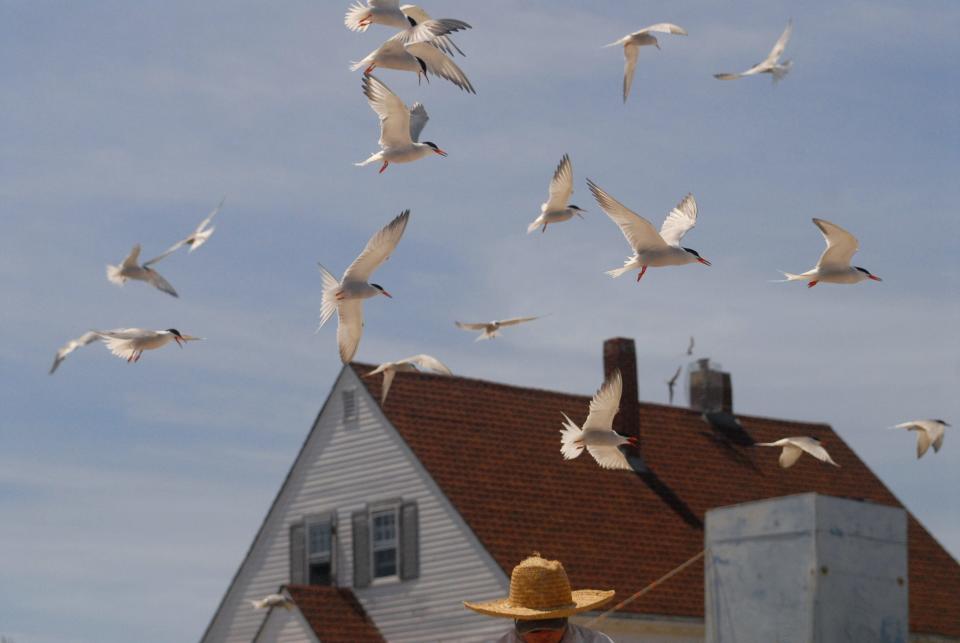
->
xmin=567 ymin=623 xmax=615 ymax=642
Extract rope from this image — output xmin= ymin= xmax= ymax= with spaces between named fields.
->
xmin=582 ymin=549 xmax=706 ymax=629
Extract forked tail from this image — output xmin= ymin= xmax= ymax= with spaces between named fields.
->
xmin=317 ymin=264 xmax=340 ymax=330
xmin=559 ymin=413 xmax=585 ymax=460
xmin=526 ymin=216 xmax=545 ymax=234
xmin=605 ymin=265 xmax=633 ymax=279
xmin=773 ymin=271 xmax=807 ymax=282
xmin=354 ymin=153 xmax=380 ymax=167
xmin=105 ymin=264 xmax=125 ymax=285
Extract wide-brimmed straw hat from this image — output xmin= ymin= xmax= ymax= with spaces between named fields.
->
xmin=464 ymin=554 xmax=614 ymax=620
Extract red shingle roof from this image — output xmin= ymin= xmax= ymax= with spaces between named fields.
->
xmin=351 ymin=363 xmax=960 ymax=638
xmin=285 ymin=585 xmax=384 ymax=642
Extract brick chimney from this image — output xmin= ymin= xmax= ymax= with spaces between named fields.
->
xmin=603 ymin=337 xmax=640 ymax=442
xmin=689 ymin=358 xmax=733 ymax=413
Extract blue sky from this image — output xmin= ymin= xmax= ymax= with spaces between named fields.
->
xmin=1 ymin=1 xmax=958 ymax=641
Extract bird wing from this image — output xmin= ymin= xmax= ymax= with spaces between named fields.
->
xmin=143 ymin=267 xmax=179 ymax=297
xmin=408 ymin=102 xmax=429 ymax=143
xmin=406 ymin=42 xmax=476 ymax=93
xmin=587 ymin=179 xmax=665 ymax=251
xmin=97 ymin=332 xmax=148 ymax=360
xmin=380 ymin=367 xmax=396 ymax=404
xmin=362 ymin=74 xmax=413 ymax=149
xmin=583 ymin=370 xmax=622 ymax=431
xmin=915 ymin=429 xmax=933 ymax=458
xmin=455 ymin=321 xmax=489 ymax=331
xmin=121 ymin=244 xmax=142 ymax=269
xmin=586 ymin=444 xmax=633 ymax=471
xmin=931 ymin=424 xmax=945 ymax=452
xmin=622 ymin=43 xmax=640 ymax=103
xmin=190 ymin=197 xmax=224 ymax=244
xmin=795 ymin=438 xmax=839 ymax=466
xmin=400 ymin=4 xmax=465 ymax=56
xmin=342 ymin=209 xmax=410 ymax=282
xmin=148 ymin=197 xmax=226 ymax=265
xmin=779 ymin=444 xmax=803 ymax=468
xmin=94 ymin=328 xmax=151 ymax=340
xmin=637 ymin=22 xmax=688 ymax=36
xmin=658 ymin=193 xmax=698 ymax=247
xmin=143 ymin=240 xmax=187 ymax=266
xmin=402 ymin=354 xmax=452 ymax=374
xmin=765 ymin=20 xmax=793 ymax=65
xmin=496 ymin=316 xmax=539 ymax=328
xmin=667 ymin=366 xmax=682 ymax=386
xmin=50 ymin=331 xmax=100 ymax=374
xmin=543 ymin=154 xmax=574 ymax=212
xmin=337 ymin=299 xmax=364 ymax=364
xmin=813 ymin=218 xmax=859 ymax=269
xmin=344 ymin=1 xmax=399 ymax=32
xmin=390 ymin=18 xmax=471 ymax=47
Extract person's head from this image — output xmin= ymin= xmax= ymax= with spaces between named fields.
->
xmin=514 ymin=617 xmax=568 ymax=643
xmin=463 ymin=553 xmax=614 ymax=634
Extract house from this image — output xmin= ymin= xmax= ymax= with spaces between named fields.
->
xmin=200 ymin=338 xmax=960 ymax=642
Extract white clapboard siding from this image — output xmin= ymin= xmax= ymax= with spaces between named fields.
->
xmin=253 ymin=609 xmax=319 ymax=643
xmin=201 ymin=367 xmax=510 ymax=643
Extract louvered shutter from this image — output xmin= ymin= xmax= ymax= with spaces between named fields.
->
xmin=352 ymin=509 xmax=371 ymax=588
xmin=399 ymin=500 xmax=419 ymax=581
xmin=289 ymin=522 xmax=306 ymax=584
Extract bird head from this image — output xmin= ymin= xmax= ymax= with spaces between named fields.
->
xmin=683 ymin=247 xmax=711 ymax=266
xmin=935 ymin=420 xmax=951 ymax=427
xmin=807 ymin=435 xmax=823 ymax=445
xmin=854 ymin=266 xmax=882 ymax=281
xmin=166 ymin=328 xmax=184 ymax=347
xmin=569 ymin=204 xmax=587 ymax=215
xmin=371 ymin=283 xmax=392 ymax=298
xmin=423 ymin=141 xmax=447 ymax=157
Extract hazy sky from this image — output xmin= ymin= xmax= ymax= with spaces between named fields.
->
xmin=2 ymin=1 xmax=958 ymax=641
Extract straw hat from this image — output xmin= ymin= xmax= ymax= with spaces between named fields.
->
xmin=464 ymin=554 xmax=614 ymax=620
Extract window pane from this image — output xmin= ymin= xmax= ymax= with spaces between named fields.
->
xmin=374 ymin=547 xmax=397 ymax=578
xmin=308 ymin=523 xmax=330 ymax=557
xmin=309 ymin=561 xmax=332 ymax=585
xmin=372 ymin=511 xmax=396 ymax=546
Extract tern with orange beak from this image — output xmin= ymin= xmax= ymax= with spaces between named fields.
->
xmin=355 ymin=75 xmax=447 ymax=174
xmin=587 ymin=179 xmax=711 ymax=282
xmin=604 ymin=23 xmax=687 ymax=102
xmin=560 ymin=370 xmax=639 ymax=471
xmin=526 ymin=154 xmax=585 ymax=234
xmin=344 ymin=2 xmax=468 ymax=58
xmin=318 ymin=210 xmax=410 ymax=363
xmin=93 ymin=328 xmax=201 ymax=364
xmin=779 ymin=218 xmax=881 ymax=288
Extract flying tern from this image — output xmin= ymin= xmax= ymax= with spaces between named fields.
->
xmin=587 ymin=179 xmax=711 ymax=282
xmin=779 ymin=218 xmax=881 ymax=288
xmin=144 ymin=198 xmax=225 ymax=265
xmin=527 ymin=154 xmax=585 ymax=234
xmin=250 ymin=594 xmax=294 ymax=611
xmin=318 ymin=210 xmax=410 ymax=364
xmin=715 ymin=20 xmax=793 ymax=82
xmin=106 ymin=244 xmax=179 ymax=297
xmin=756 ymin=436 xmax=839 ymax=468
xmin=891 ymin=420 xmax=949 ymax=459
xmin=355 ymin=75 xmax=447 ymax=173
xmin=666 ymin=365 xmax=682 ymax=405
xmin=345 ymin=2 xmax=467 ymax=57
xmin=364 ymin=354 xmax=452 ymax=403
xmin=351 ymin=20 xmax=475 ymax=93
xmin=455 ymin=316 xmax=539 ymax=341
xmin=96 ymin=328 xmax=201 ymax=363
xmin=560 ymin=370 xmax=638 ymax=471
xmin=604 ymin=23 xmax=687 ymax=102
xmin=49 ymin=331 xmax=101 ymax=374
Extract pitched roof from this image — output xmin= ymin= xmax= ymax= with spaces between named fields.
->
xmin=351 ymin=363 xmax=960 ymax=638
xmin=285 ymin=585 xmax=384 ymax=642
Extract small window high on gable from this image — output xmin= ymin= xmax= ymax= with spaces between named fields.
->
xmin=341 ymin=389 xmax=357 ymax=422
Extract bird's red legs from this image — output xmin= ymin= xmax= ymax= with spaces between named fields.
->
xmin=378 ymin=161 xmax=389 ymax=174
xmin=636 ymin=265 xmax=648 ymax=282
xmin=541 ymin=224 xmax=547 ymax=233
xmin=134 ymin=351 xmax=142 ymax=362
xmin=807 ymin=280 xmax=818 ymax=288
xmin=358 ymin=15 xmax=372 ymax=27
xmin=364 ymin=64 xmax=376 ymax=75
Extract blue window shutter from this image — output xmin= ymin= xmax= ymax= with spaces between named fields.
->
xmin=289 ymin=522 xmax=306 ymax=584
xmin=352 ymin=509 xmax=371 ymax=588
xmin=400 ymin=500 xmax=419 ymax=581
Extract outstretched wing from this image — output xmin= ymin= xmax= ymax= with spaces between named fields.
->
xmin=544 ymin=154 xmax=573 ymax=212
xmin=362 ymin=74 xmax=412 ymax=149
xmin=401 ymin=354 xmax=452 ymax=375
xmin=587 ymin=179 xmax=665 ymax=251
xmin=813 ymin=218 xmax=858 ymax=269
xmin=342 ymin=210 xmax=410 ymax=282
xmin=50 ymin=331 xmax=100 ymax=374
xmin=779 ymin=444 xmax=803 ymax=468
xmin=765 ymin=20 xmax=793 ymax=65
xmin=796 ymin=438 xmax=839 ymax=466
xmin=622 ymin=43 xmax=640 ymax=102
xmin=400 ymin=4 xmax=465 ymax=56
xmin=121 ymin=244 xmax=142 ymax=269
xmin=455 ymin=321 xmax=488 ymax=331
xmin=407 ymin=42 xmax=476 ymax=94
xmin=586 ymin=444 xmax=633 ymax=471
xmin=658 ymin=193 xmax=698 ymax=247
xmin=636 ymin=23 xmax=688 ymax=36
xmin=337 ymin=299 xmax=364 ymax=364
xmin=497 ymin=316 xmax=539 ymax=328
xmin=583 ymin=370 xmax=622 ymax=431
xmin=143 ymin=267 xmax=179 ymax=297
xmin=390 ymin=18 xmax=471 ymax=48
xmin=408 ymin=103 xmax=429 ymax=142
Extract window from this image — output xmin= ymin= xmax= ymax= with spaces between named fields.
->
xmin=307 ymin=519 xmax=333 ymax=585
xmin=371 ymin=508 xmax=398 ymax=579
xmin=341 ymin=389 xmax=357 ymax=422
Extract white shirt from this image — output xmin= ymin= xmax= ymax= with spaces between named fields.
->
xmin=496 ymin=623 xmax=615 ymax=643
